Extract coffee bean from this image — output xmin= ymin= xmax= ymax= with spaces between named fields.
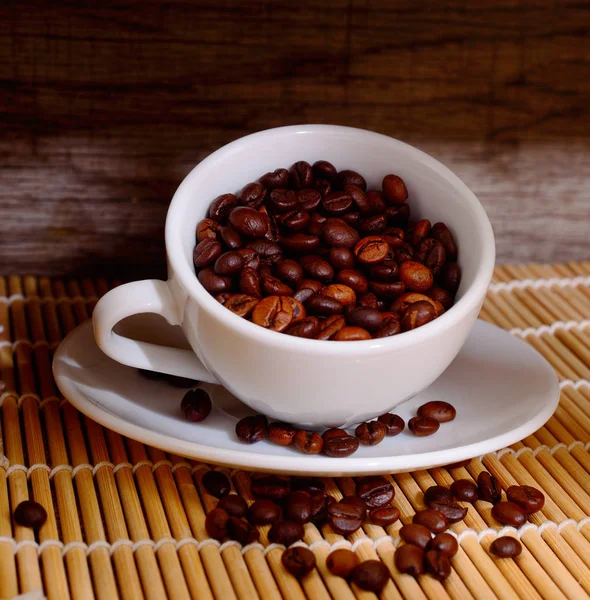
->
xmin=274 ymin=261 xmax=302 ymax=289
xmin=322 ymin=218 xmax=360 ymax=248
xmin=248 ymin=499 xmax=283 ymax=525
xmin=245 ymin=240 xmax=283 ymax=265
xmin=477 ymin=472 xmax=502 ymax=504
xmin=442 ymin=262 xmax=461 ymax=292
xmin=194 ymin=238 xmax=223 ymax=268
xmin=323 ymin=434 xmax=359 ymax=458
xmin=365 ymin=190 xmax=386 ymax=215
xmin=294 ymin=280 xmax=323 ymax=304
xmin=394 ymin=242 xmax=414 ymax=263
xmin=369 ymin=280 xmax=406 ymax=299
xmin=306 ymin=294 xmax=344 ymax=317
xmin=314 ymin=178 xmax=332 ymax=197
xmin=218 ymin=494 xmax=248 ymax=519
xmin=425 ymin=549 xmax=451 ymax=581
xmin=284 ymin=491 xmax=312 ymax=523
xmin=218 ymin=225 xmax=242 ymax=250
xmin=354 ymin=236 xmax=389 ymax=264
xmin=205 ymin=508 xmax=229 ymax=539
xmin=328 ymin=247 xmax=355 ymax=270
xmin=280 ymin=209 xmax=311 ymax=232
xmin=235 ymin=415 xmax=268 ymax=444
xmin=320 ymin=283 xmax=356 ymax=306
xmin=427 ymin=533 xmax=458 ymax=557
xmin=218 ymin=293 xmax=259 ymax=317
xmin=355 ymin=421 xmax=387 ymax=446
xmin=180 ymin=389 xmax=212 ymax=423
xmin=399 ymin=524 xmax=432 ymax=549
xmin=385 ymin=203 xmax=410 ymax=226
xmin=377 ymin=413 xmax=405 ymax=436
xmin=424 ymin=485 xmax=453 ymax=507
xmin=267 ymin=422 xmax=297 ymax=446
xmin=347 ymin=307 xmax=383 ymax=330
xmin=294 ymin=430 xmax=324 ymax=454
xmin=341 ymin=211 xmax=360 ymax=226
xmin=326 ymin=548 xmax=360 ymax=578
xmin=401 ymin=301 xmax=436 ymax=331
xmin=198 ymin=268 xmax=231 ymax=294
xmin=300 ymin=255 xmax=334 ymax=281
xmin=238 ymin=268 xmax=261 ymax=298
xmin=286 ymin=317 xmax=321 ymax=339
xmin=13 ymin=500 xmax=47 ymax=529
xmin=310 ymin=493 xmax=333 ymax=524
xmin=316 ymin=315 xmax=346 ymax=340
xmin=333 ymin=326 xmax=371 ymax=341
xmin=196 ymin=218 xmax=220 ymax=242
xmin=251 ymin=476 xmax=290 ymax=501
xmin=282 ymin=546 xmax=316 ymax=578
xmin=417 ymin=401 xmax=456 ymax=423
xmin=262 ymin=276 xmax=293 ymax=297
xmin=202 ymin=470 xmax=231 ymax=498
xmin=341 ymin=495 xmax=367 ymax=512
xmin=268 ymin=520 xmax=305 ymax=546
xmin=368 ymin=260 xmax=398 ymax=283
xmin=337 ymin=270 xmax=368 ymax=294
xmin=413 ymin=509 xmax=448 ymax=533
xmin=369 ymin=505 xmax=400 ymax=527
xmin=291 ymin=478 xmax=325 ymax=495
xmin=290 ymin=161 xmax=313 ymax=189
xmin=337 ymin=170 xmax=367 ymax=191
xmin=259 ymin=168 xmax=290 ymax=190
xmin=489 ymin=536 xmax=522 ymax=558
xmin=328 ymin=500 xmax=365 ymax=535
xmin=357 ymin=476 xmax=394 ymax=508
xmin=431 ymin=222 xmax=458 ymax=260
xmin=428 ymin=501 xmax=468 ymax=523
xmin=374 ymin=314 xmax=401 ymax=337
xmin=428 ymin=287 xmax=454 ymax=311
xmin=209 ymin=193 xmax=238 ymax=221
xmin=313 ymin=160 xmax=337 ymax=182
xmin=307 ymin=212 xmax=327 ymax=236
xmin=416 ymin=238 xmax=446 ymax=275
xmin=236 ymin=182 xmax=265 ymax=209
xmin=345 ymin=184 xmax=372 ymax=214
xmin=238 ymin=248 xmax=260 ymax=270
xmin=357 ymin=292 xmax=378 ymax=308
xmin=394 ymin=544 xmax=425 ymax=576
xmin=382 ymin=174 xmax=408 ymax=204
xmin=350 ymin=560 xmax=389 ymax=593
xmin=408 ymin=416 xmax=440 ymax=436
xmin=491 ymin=502 xmax=527 ymax=527
xmin=399 ymin=261 xmax=434 ymax=293
xmin=228 ymin=206 xmax=268 ymax=238
xmin=391 ymin=293 xmax=438 ymax=315
xmin=506 ymin=485 xmax=545 ymax=515
xmin=268 ymin=188 xmax=298 ymax=213
xmin=358 ymin=214 xmax=388 ymax=236
xmin=450 ymin=480 xmax=478 ymax=503
xmin=227 ymin=516 xmax=260 ymax=544
xmin=252 ymin=296 xmax=294 ymax=331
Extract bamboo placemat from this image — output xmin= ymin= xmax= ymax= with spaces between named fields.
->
xmin=0 ymin=262 xmax=589 ymax=600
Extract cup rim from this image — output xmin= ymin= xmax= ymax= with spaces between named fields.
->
xmin=166 ymin=124 xmax=495 ymax=355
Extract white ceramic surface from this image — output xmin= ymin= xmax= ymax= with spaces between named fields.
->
xmin=54 ymin=319 xmax=558 ymax=477
xmin=92 ymin=125 xmax=495 ymax=428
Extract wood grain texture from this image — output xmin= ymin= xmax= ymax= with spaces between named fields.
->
xmin=0 ymin=0 xmax=588 ymax=277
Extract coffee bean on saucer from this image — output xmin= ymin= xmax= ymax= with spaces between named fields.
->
xmin=218 ymin=494 xmax=248 ymax=519
xmin=491 ymin=502 xmax=527 ymax=527
xmin=248 ymin=499 xmax=282 ymax=525
xmin=13 ymin=500 xmax=47 ymax=529
xmin=450 ymin=479 xmax=479 ymax=503
xmin=428 ymin=501 xmax=468 ymax=524
xmin=251 ymin=476 xmax=290 ymax=501
xmin=236 ymin=415 xmax=268 ymax=444
xmin=477 ymin=472 xmax=502 ymax=504
xmin=412 ymin=509 xmax=448 ymax=533
xmin=425 ymin=549 xmax=451 ymax=580
xmin=427 ymin=532 xmax=458 ymax=557
xmin=349 ymin=560 xmax=390 ymax=593
xmin=327 ymin=500 xmax=365 ymax=535
xmin=424 ymin=485 xmax=453 ymax=507
xmin=268 ymin=520 xmax=305 ymax=546
xmin=377 ymin=413 xmax=405 ymax=436
xmin=399 ymin=524 xmax=432 ymax=549
xmin=489 ymin=536 xmax=522 ymax=558
xmin=417 ymin=401 xmax=456 ymax=422
xmin=356 ymin=476 xmax=394 ymax=508
xmin=294 ymin=430 xmax=324 ymax=454
xmin=369 ymin=505 xmax=400 ymax=527
xmin=282 ymin=546 xmax=316 ymax=578
xmin=355 ymin=421 xmax=386 ymax=446
xmin=205 ymin=508 xmax=229 ymax=539
xmin=202 ymin=470 xmax=231 ymax=498
xmin=284 ymin=491 xmax=312 ymax=523
xmin=323 ymin=434 xmax=359 ymax=458
xmin=268 ymin=422 xmax=297 ymax=446
xmin=394 ymin=544 xmax=425 ymax=576
xmin=506 ymin=485 xmax=545 ymax=514
xmin=326 ymin=548 xmax=360 ymax=578
xmin=181 ymin=389 xmax=212 ymax=423
xmin=408 ymin=416 xmax=440 ymax=436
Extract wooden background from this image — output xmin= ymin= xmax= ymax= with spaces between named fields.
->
xmin=1 ymin=0 xmax=588 ymax=279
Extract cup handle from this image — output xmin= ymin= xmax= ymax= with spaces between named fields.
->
xmin=92 ymin=279 xmax=218 ymax=383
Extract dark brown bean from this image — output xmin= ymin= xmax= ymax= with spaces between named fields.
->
xmin=274 ymin=261 xmax=302 ymax=289
xmin=326 ymin=548 xmax=360 ymax=578
xmin=425 ymin=550 xmax=451 ymax=581
xmin=262 ymin=275 xmax=293 ymax=296
xmin=478 ymin=472 xmax=503 ymax=504
xmin=357 ymin=292 xmax=378 ymax=309
xmin=290 ymin=161 xmax=313 ymax=189
xmin=284 ymin=491 xmax=312 ymax=523
xmin=259 ymin=168 xmax=289 ymax=190
xmin=349 ymin=560 xmax=389 ymax=593
xmin=368 ymin=260 xmax=399 ymax=282
xmin=218 ymin=494 xmax=248 ymax=519
xmin=235 ymin=415 xmax=268 ymax=444
xmin=306 ymin=294 xmax=344 ymax=316
xmin=315 ymin=315 xmax=346 ymax=340
xmin=345 ymin=184 xmax=372 ymax=214
xmin=341 ymin=495 xmax=367 ymax=511
xmin=327 ymin=500 xmax=365 ymax=535
xmin=263 ymin=209 xmax=280 ymax=242
xmin=322 ymin=218 xmax=360 ymax=248
xmin=323 ymin=434 xmax=360 ymax=458
xmin=431 ymin=222 xmax=458 ymax=260
xmin=357 ymin=476 xmax=394 ymax=508
xmin=382 ymin=174 xmax=408 ymax=204
xmin=229 ymin=206 xmax=268 ymax=238
xmin=490 ymin=536 xmax=522 ymax=558
xmin=346 ymin=307 xmax=383 ymax=330
xmin=209 ymin=193 xmax=238 ymax=221
xmin=355 ymin=421 xmax=387 ymax=446
xmin=417 ymin=401 xmax=457 ymax=423
xmin=374 ymin=314 xmax=402 ymax=337
xmin=320 ymin=284 xmax=356 ymax=306
xmin=506 ymin=486 xmax=545 ymax=515
xmin=268 ymin=422 xmax=297 ymax=446
xmin=219 ymin=225 xmax=242 ymax=250
xmin=341 ymin=211 xmax=360 ymax=225
xmin=413 ymin=509 xmax=448 ymax=533
xmin=399 ymin=524 xmax=432 ymax=549
xmin=226 ymin=516 xmax=260 ymax=545
xmin=238 ymin=182 xmax=266 ymax=209
xmin=321 ymin=191 xmax=353 ymax=216
xmin=268 ymin=520 xmax=305 ymax=546
xmin=394 ymin=242 xmax=414 ymax=263
xmin=268 ymin=188 xmax=298 ymax=213
xmin=286 ymin=317 xmax=321 ymax=339
xmin=248 ymin=499 xmax=283 ymax=525
xmin=251 ymin=476 xmax=290 ymax=501
xmin=377 ymin=413 xmax=405 ymax=436
xmin=399 ymin=261 xmax=434 ymax=293
xmin=194 ymin=238 xmax=223 ymax=268
xmin=391 ymin=292 xmax=437 ymax=315
xmin=281 ymin=233 xmax=321 ymax=254
xmin=369 ymin=281 xmax=406 ymax=299
xmin=354 ymin=236 xmax=389 ymax=264
xmin=313 ymin=160 xmax=337 ymax=181
xmin=401 ymin=301 xmax=436 ymax=331
xmin=337 ymin=269 xmax=368 ymax=294
xmin=13 ymin=500 xmax=47 ymax=529
xmin=239 ymin=268 xmax=261 ymax=298
xmin=395 ymin=544 xmax=425 ymax=576
xmin=450 ymin=480 xmax=479 ymax=503
xmin=328 ymin=247 xmax=355 ymax=270
xmin=428 ymin=287 xmax=454 ymax=311
xmin=491 ymin=502 xmax=527 ymax=527
xmin=307 ymin=212 xmax=327 ymax=236
xmin=385 ymin=203 xmax=411 ymax=226
xmin=337 ymin=170 xmax=367 ymax=191
xmin=196 ymin=218 xmax=220 ymax=242
xmin=427 ymin=533 xmax=459 ymax=557
xmin=424 ymin=486 xmax=453 ymax=507
xmin=296 ymin=189 xmax=322 ymax=212
xmin=238 ymin=248 xmax=260 ymax=270
xmin=245 ymin=240 xmax=282 ymax=265
xmin=310 ymin=493 xmax=333 ymax=524
xmin=412 ymin=219 xmax=431 ymax=245
xmin=428 ymin=501 xmax=468 ymax=524
xmin=408 ymin=416 xmax=440 ymax=436
xmin=314 ymin=178 xmax=332 ymax=197
xmin=252 ymin=296 xmax=294 ymax=331
xmin=181 ymin=389 xmax=212 ymax=423
xmin=369 ymin=505 xmax=400 ymax=526
xmin=282 ymin=546 xmax=316 ymax=578
xmin=202 ymin=471 xmax=231 ymax=498
xmin=333 ymin=326 xmax=371 ymax=341
xmin=205 ymin=507 xmax=229 ymax=539
xmin=294 ymin=429 xmax=324 ymax=453
xmin=214 ymin=251 xmax=244 ymax=276
xmin=357 ymin=213 xmax=387 ymax=236
xmin=442 ymin=262 xmax=461 ymax=292
xmin=416 ymin=238 xmax=446 ymax=275
xmin=198 ymin=268 xmax=232 ymax=294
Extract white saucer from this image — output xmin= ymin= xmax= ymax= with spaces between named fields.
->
xmin=53 ymin=320 xmax=559 ymax=476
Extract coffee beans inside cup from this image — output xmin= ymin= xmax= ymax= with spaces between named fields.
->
xmin=193 ymin=161 xmax=460 ymax=340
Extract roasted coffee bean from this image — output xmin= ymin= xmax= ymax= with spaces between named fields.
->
xmin=358 ymin=214 xmax=387 ymax=235
xmin=369 ymin=505 xmax=400 ymax=527
xmin=235 ymin=415 xmax=268 ymax=444
xmin=286 ymin=317 xmax=320 ymax=338
xmin=418 ymin=239 xmax=446 ymax=275
xmin=296 ymin=189 xmax=322 ymax=212
xmin=322 ymin=427 xmax=350 ymax=442
xmin=251 ymin=476 xmax=290 ymax=501
xmin=209 ymin=193 xmax=238 ymax=221
xmin=198 ymin=268 xmax=231 ymax=294
xmin=431 ymin=222 xmax=458 ymax=260
xmin=312 ymin=160 xmax=337 ymax=182
xmin=382 ymin=226 xmax=404 ymax=248
xmin=399 ymin=524 xmax=432 ymax=549
xmin=219 ymin=225 xmax=242 ymax=250
xmin=259 ymin=168 xmax=290 ymax=190
xmin=321 ymin=191 xmax=353 ymax=216
xmin=368 ymin=260 xmax=398 ymax=282
xmin=364 ymin=191 xmax=386 ymax=214
xmin=245 ymin=239 xmax=283 ymax=265
xmin=322 ymin=218 xmax=360 ymax=248
xmin=282 ymin=546 xmax=316 ymax=578
xmin=323 ymin=434 xmax=360 ymax=458
xmin=285 ymin=491 xmax=312 ymax=523
xmin=214 ymin=251 xmax=244 ymax=276
xmin=374 ymin=314 xmax=402 ymax=337
xmin=424 ymin=485 xmax=453 ymax=507
xmin=506 ymin=485 xmax=545 ymax=515
xmin=442 ymin=262 xmax=461 ymax=292
xmin=395 ymin=544 xmax=425 ymax=576
xmin=328 ymin=247 xmax=355 ymax=270
xmin=218 ymin=494 xmax=248 ymax=519
xmin=391 ymin=292 xmax=437 ymax=315
xmin=268 ymin=422 xmax=297 ymax=446
xmin=268 ymin=188 xmax=298 ymax=213
xmin=333 ymin=326 xmax=371 ymax=341
xmin=268 ymin=520 xmax=305 ymax=546
xmin=478 ymin=472 xmax=502 ymax=504
xmin=349 ymin=560 xmax=389 ymax=593
xmin=239 ymin=268 xmax=261 ymax=298
xmin=401 ymin=301 xmax=437 ymax=331
xmin=279 ymin=209 xmax=311 ymax=232
xmin=227 ymin=516 xmax=260 ymax=544
xmin=490 ymin=536 xmax=522 ymax=558
xmin=290 ymin=161 xmax=313 ymax=189
xmin=238 ymin=182 xmax=266 ymax=209
xmin=337 ymin=270 xmax=368 ymax=294
xmin=412 ymin=219 xmax=431 ymax=246
xmin=292 ymin=430 xmax=323 ymax=454
xmin=315 ymin=315 xmax=346 ymax=340
xmin=357 ymin=476 xmax=394 ymax=508
xmin=205 ymin=508 xmax=229 ymax=539
xmin=428 ymin=501 xmax=468 ymax=524
xmin=320 ymin=284 xmax=356 ymax=306
xmin=310 ymin=493 xmax=333 ymax=523
xmin=337 ymin=170 xmax=367 ymax=191
xmin=368 ymin=281 xmax=406 ymax=299
xmin=427 ymin=533 xmax=459 ymax=557
xmin=382 ymin=174 xmax=408 ymax=204
xmin=425 ymin=549 xmax=451 ymax=581
xmin=345 ymin=184 xmax=372 ymax=214
xmin=202 ymin=470 xmax=231 ymax=498
xmin=281 ymin=233 xmax=321 ymax=255
xmin=341 ymin=211 xmax=360 ymax=225
xmin=450 ymin=480 xmax=479 ymax=503
xmin=326 ymin=548 xmax=360 ymax=578
xmin=194 ymin=238 xmax=223 ymax=268
xmin=262 ymin=275 xmax=293 ymax=296
xmin=355 ymin=421 xmax=387 ymax=446
xmin=385 ymin=203 xmax=410 ymax=226
xmin=341 ymin=495 xmax=367 ymax=511
xmin=252 ymin=296 xmax=294 ymax=331
xmin=306 ymin=294 xmax=344 ymax=317
xmin=13 ymin=500 xmax=47 ymax=529
xmin=377 ymin=413 xmax=405 ymax=436
xmin=354 ymin=236 xmax=389 ymax=264
xmin=263 ymin=210 xmax=280 ymax=242
xmin=408 ymin=416 xmax=440 ymax=436
xmin=307 ymin=212 xmax=327 ymax=236
xmin=292 ymin=478 xmax=325 ymax=495
xmin=327 ymin=500 xmax=365 ymax=534
xmin=413 ymin=509 xmax=448 ymax=533
xmin=491 ymin=502 xmax=527 ymax=527
xmin=399 ymin=261 xmax=434 ymax=292
xmin=229 ymin=206 xmax=268 ymax=238
xmin=394 ymin=242 xmax=414 ymax=263
xmin=197 ymin=218 xmax=220 ymax=242
xmin=248 ymin=499 xmax=283 ymax=525
xmin=428 ymin=287 xmax=454 ymax=311
xmin=417 ymin=401 xmax=456 ymax=423
xmin=346 ymin=307 xmax=383 ymax=331
xmin=314 ymin=178 xmax=332 ymax=197
xmin=238 ymin=248 xmax=260 ymax=270
xmin=181 ymin=389 xmax=212 ymax=423
xmin=358 ymin=292 xmax=378 ymax=308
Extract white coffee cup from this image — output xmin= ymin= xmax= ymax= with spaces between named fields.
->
xmin=93 ymin=125 xmax=495 ymax=428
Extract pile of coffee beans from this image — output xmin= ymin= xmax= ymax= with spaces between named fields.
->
xmin=193 ymin=161 xmax=460 ymax=340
